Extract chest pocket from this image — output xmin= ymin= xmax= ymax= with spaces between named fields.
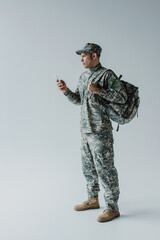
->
xmin=78 ymin=78 xmax=91 ymax=101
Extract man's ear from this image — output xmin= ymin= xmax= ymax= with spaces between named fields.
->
xmin=92 ymin=53 xmax=97 ymax=59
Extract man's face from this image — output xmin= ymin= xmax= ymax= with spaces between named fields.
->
xmin=80 ymin=53 xmax=93 ymax=69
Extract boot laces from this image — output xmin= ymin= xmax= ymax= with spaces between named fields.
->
xmin=83 ymin=200 xmax=90 ymax=205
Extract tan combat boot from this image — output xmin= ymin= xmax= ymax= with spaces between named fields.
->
xmin=97 ymin=209 xmax=120 ymax=222
xmin=74 ymin=197 xmax=100 ymax=211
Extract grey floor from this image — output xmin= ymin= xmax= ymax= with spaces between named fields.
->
xmin=0 ymin=158 xmax=160 ymax=240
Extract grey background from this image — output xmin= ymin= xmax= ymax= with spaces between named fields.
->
xmin=0 ymin=0 xmax=160 ymax=239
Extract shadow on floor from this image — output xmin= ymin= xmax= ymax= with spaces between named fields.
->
xmin=120 ymin=208 xmax=160 ymax=221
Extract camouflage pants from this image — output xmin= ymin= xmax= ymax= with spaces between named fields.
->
xmin=81 ymin=131 xmax=120 ymax=211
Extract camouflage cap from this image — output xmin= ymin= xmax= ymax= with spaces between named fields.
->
xmin=76 ymin=43 xmax=102 ymax=56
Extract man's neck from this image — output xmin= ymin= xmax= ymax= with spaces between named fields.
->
xmin=89 ymin=62 xmax=101 ymax=71
xmin=91 ymin=61 xmax=100 ymax=68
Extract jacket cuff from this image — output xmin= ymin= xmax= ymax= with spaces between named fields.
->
xmin=63 ymin=88 xmax=70 ymax=96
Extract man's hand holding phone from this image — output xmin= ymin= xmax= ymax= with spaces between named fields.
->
xmin=56 ymin=76 xmax=67 ymax=93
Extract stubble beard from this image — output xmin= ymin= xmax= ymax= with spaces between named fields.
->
xmin=83 ymin=62 xmax=92 ymax=69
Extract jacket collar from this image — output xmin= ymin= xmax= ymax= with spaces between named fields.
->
xmin=89 ymin=63 xmax=102 ymax=72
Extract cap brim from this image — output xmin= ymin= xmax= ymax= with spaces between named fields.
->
xmin=76 ymin=50 xmax=90 ymax=55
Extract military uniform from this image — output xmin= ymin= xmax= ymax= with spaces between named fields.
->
xmin=63 ymin=44 xmax=127 ymax=211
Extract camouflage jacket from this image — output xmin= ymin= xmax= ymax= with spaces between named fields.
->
xmin=63 ymin=63 xmax=127 ymax=133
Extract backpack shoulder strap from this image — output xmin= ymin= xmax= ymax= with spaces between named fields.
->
xmin=89 ymin=67 xmax=108 ymax=83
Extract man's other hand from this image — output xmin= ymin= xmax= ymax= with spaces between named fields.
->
xmin=88 ymin=82 xmax=101 ymax=94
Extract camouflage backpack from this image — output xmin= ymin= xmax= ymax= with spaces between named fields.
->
xmin=99 ymin=71 xmax=140 ymax=131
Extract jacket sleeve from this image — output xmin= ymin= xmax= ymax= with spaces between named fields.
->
xmin=63 ymin=87 xmax=81 ymax=106
xmin=99 ymin=70 xmax=127 ymax=104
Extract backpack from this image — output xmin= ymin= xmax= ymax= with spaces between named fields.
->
xmin=99 ymin=71 xmax=140 ymax=131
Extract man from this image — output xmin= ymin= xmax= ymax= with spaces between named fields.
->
xmin=56 ymin=43 xmax=127 ymax=222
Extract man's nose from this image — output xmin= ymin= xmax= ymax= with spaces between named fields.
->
xmin=81 ymin=58 xmax=83 ymax=62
